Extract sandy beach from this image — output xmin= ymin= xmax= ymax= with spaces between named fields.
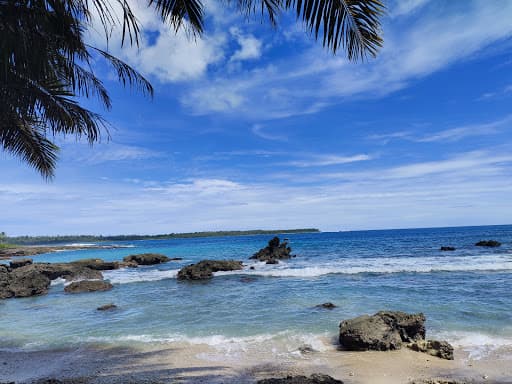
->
xmin=1 ymin=341 xmax=511 ymax=384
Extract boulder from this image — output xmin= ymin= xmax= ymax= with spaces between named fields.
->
xmin=440 ymin=247 xmax=455 ymax=251
xmin=8 ymin=267 xmax=51 ymax=298
xmin=257 ymin=374 xmax=343 ymax=384
xmin=9 ymin=258 xmax=33 ymax=269
xmin=266 ymin=259 xmax=279 ymax=265
xmin=29 ymin=263 xmax=103 ymax=281
xmin=0 ymin=264 xmax=11 ymax=299
xmin=177 ymin=260 xmax=243 ymax=280
xmin=64 ymin=280 xmax=113 ymax=294
xmin=408 ymin=339 xmax=454 ymax=360
xmin=339 ymin=311 xmax=425 ymax=351
xmin=122 ymin=253 xmax=170 ymax=265
xmin=316 ymin=302 xmax=337 ymax=309
xmin=475 ymin=240 xmax=501 ymax=247
xmin=97 ymin=303 xmax=117 ymax=311
xmin=250 ymin=237 xmax=292 ymax=263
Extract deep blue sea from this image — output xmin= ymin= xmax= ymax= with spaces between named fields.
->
xmin=1 ymin=225 xmax=511 ymax=359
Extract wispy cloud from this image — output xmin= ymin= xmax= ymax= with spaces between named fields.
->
xmin=368 ymin=115 xmax=510 ymax=144
xmin=283 ymin=154 xmax=372 ymax=167
xmin=251 ymin=124 xmax=287 ymax=141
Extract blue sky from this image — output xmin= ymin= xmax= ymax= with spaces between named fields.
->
xmin=2 ymin=0 xmax=512 ymax=235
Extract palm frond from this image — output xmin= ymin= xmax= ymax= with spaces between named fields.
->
xmin=148 ymin=0 xmax=204 ymax=35
xmin=0 ymin=119 xmax=59 ymax=180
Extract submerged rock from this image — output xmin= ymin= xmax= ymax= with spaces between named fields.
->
xmin=250 ymin=237 xmax=292 ymax=263
xmin=257 ymin=374 xmax=343 ymax=384
xmin=9 ymin=258 xmax=33 ymax=269
xmin=440 ymin=246 xmax=455 ymax=251
xmin=339 ymin=311 xmax=425 ymax=351
xmin=408 ymin=339 xmax=454 ymax=360
xmin=122 ymin=253 xmax=170 ymax=265
xmin=316 ymin=302 xmax=337 ymax=309
xmin=475 ymin=240 xmax=501 ymax=247
xmin=177 ymin=260 xmax=243 ymax=280
xmin=64 ymin=280 xmax=113 ymax=294
xmin=97 ymin=303 xmax=117 ymax=311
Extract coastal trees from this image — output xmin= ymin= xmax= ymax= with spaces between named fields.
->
xmin=0 ymin=0 xmax=385 ymax=178
xmin=0 ymin=232 xmax=5 ymax=243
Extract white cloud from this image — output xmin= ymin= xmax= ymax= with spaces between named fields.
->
xmin=181 ymin=1 xmax=512 ymax=119
xmin=62 ymin=143 xmax=162 ymax=164
xmin=230 ymin=27 xmax=263 ymax=62
xmin=389 ymin=0 xmax=431 ymax=17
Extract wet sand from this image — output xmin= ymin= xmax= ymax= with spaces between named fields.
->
xmin=1 ymin=342 xmax=511 ymax=384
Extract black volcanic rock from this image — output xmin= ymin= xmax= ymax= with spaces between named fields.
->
xmin=475 ymin=240 xmax=501 ymax=247
xmin=250 ymin=237 xmax=292 ymax=263
xmin=122 ymin=253 xmax=170 ymax=265
xmin=64 ymin=280 xmax=113 ymax=293
xmin=257 ymin=374 xmax=343 ymax=384
xmin=177 ymin=260 xmax=243 ymax=280
xmin=440 ymin=246 xmax=456 ymax=251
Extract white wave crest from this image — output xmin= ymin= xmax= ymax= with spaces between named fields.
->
xmin=436 ymin=330 xmax=512 ymax=360
xmin=104 ymin=268 xmax=180 ymax=284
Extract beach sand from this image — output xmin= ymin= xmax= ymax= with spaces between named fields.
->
xmin=1 ymin=342 xmax=511 ymax=384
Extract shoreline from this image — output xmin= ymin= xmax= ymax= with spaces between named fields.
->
xmin=0 ymin=245 xmax=129 ymax=259
xmin=1 ymin=341 xmax=510 ymax=384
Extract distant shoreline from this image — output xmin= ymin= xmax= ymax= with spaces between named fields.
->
xmin=5 ymin=228 xmax=320 ymax=246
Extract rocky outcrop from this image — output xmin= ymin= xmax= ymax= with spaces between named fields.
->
xmin=475 ymin=240 xmax=501 ymax=247
xmin=177 ymin=260 xmax=243 ymax=280
xmin=316 ymin=302 xmax=337 ymax=309
xmin=2 ymin=265 xmax=51 ymax=298
xmin=339 ymin=311 xmax=425 ymax=351
xmin=64 ymin=280 xmax=113 ymax=293
xmin=440 ymin=246 xmax=455 ymax=251
xmin=9 ymin=258 xmax=33 ymax=268
xmin=250 ymin=237 xmax=292 ymax=263
xmin=339 ymin=311 xmax=454 ymax=360
xmin=0 ymin=262 xmax=103 ymax=299
xmin=408 ymin=339 xmax=454 ymax=360
xmin=97 ymin=303 xmax=117 ymax=311
xmin=122 ymin=253 xmax=170 ymax=265
xmin=70 ymin=258 xmax=120 ymax=270
xmin=257 ymin=374 xmax=343 ymax=384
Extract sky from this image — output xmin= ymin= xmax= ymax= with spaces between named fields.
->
xmin=2 ymin=0 xmax=512 ymax=236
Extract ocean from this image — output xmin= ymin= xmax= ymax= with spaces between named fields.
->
xmin=1 ymin=225 xmax=511 ymax=361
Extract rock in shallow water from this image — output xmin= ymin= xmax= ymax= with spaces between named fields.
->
xmin=177 ymin=260 xmax=243 ymax=280
xmin=9 ymin=258 xmax=33 ymax=269
xmin=250 ymin=237 xmax=292 ymax=263
xmin=64 ymin=280 xmax=113 ymax=293
xmin=475 ymin=240 xmax=501 ymax=247
xmin=97 ymin=303 xmax=117 ymax=311
xmin=440 ymin=246 xmax=455 ymax=251
xmin=257 ymin=374 xmax=343 ymax=384
xmin=339 ymin=311 xmax=425 ymax=351
xmin=122 ymin=253 xmax=170 ymax=265
xmin=316 ymin=302 xmax=337 ymax=309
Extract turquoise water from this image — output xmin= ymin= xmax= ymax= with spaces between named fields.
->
xmin=1 ymin=225 xmax=512 ymax=357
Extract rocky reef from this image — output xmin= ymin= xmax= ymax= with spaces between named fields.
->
xmin=0 ymin=253 xmax=172 ymax=299
xmin=339 ymin=311 xmax=453 ymax=360
xmin=177 ymin=260 xmax=243 ymax=280
xmin=250 ymin=237 xmax=293 ymax=263
xmin=64 ymin=280 xmax=113 ymax=294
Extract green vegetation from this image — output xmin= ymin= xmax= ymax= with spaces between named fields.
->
xmin=1 ymin=1 xmax=384 ymax=178
xmin=6 ymin=229 xmax=320 ymax=245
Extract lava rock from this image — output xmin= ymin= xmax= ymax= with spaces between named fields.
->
xmin=7 ymin=267 xmax=51 ymax=298
xmin=122 ymin=253 xmax=170 ymax=265
xmin=177 ymin=260 xmax=243 ymax=280
xmin=64 ymin=280 xmax=113 ymax=293
xmin=408 ymin=339 xmax=454 ymax=360
xmin=440 ymin=246 xmax=456 ymax=251
xmin=339 ymin=311 xmax=425 ymax=351
xmin=266 ymin=259 xmax=279 ymax=265
xmin=316 ymin=302 xmax=337 ymax=309
xmin=250 ymin=237 xmax=292 ymax=263
xmin=9 ymin=258 xmax=33 ymax=269
xmin=475 ymin=240 xmax=501 ymax=247
xmin=257 ymin=374 xmax=343 ymax=384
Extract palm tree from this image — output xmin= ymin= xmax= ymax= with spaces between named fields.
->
xmin=0 ymin=0 xmax=384 ymax=178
